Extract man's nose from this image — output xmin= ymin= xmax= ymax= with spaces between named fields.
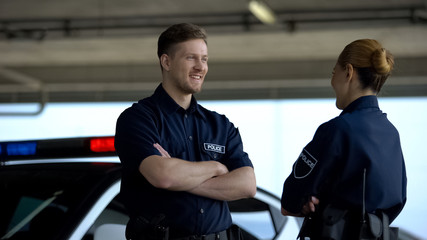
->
xmin=194 ymin=59 xmax=206 ymax=70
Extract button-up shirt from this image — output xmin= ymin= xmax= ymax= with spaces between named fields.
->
xmin=115 ymin=84 xmax=253 ymax=236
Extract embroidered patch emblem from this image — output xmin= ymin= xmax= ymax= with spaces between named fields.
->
xmin=294 ymin=149 xmax=318 ymax=179
xmin=204 ymin=143 xmax=225 ymax=154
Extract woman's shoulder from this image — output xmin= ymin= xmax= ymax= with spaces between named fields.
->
xmin=318 ymin=115 xmax=351 ymax=133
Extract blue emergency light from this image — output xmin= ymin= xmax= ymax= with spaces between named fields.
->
xmin=6 ymin=142 xmax=37 ymax=156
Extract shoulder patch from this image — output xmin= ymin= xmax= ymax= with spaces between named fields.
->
xmin=293 ymin=149 xmax=318 ymax=179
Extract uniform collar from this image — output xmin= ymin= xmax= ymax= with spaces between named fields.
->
xmin=153 ymin=84 xmax=201 ymax=116
xmin=340 ymin=95 xmax=379 ymax=115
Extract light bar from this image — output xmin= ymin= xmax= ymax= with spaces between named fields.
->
xmin=248 ymin=0 xmax=277 ymax=25
xmin=0 ymin=136 xmax=117 ymax=161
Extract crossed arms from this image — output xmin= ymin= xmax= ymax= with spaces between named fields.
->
xmin=139 ymin=143 xmax=257 ymax=201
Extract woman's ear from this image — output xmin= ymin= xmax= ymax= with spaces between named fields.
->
xmin=345 ymin=63 xmax=354 ymax=81
xmin=160 ymin=54 xmax=170 ymax=71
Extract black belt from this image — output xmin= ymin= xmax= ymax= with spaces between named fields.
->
xmin=171 ymin=230 xmax=228 ymax=240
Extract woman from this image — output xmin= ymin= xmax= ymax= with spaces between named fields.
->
xmin=281 ymin=39 xmax=407 ymax=239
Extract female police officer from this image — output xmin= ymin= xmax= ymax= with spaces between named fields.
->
xmin=280 ymin=39 xmax=407 ymax=239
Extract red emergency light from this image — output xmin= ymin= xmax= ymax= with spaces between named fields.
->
xmin=90 ymin=137 xmax=116 ymax=153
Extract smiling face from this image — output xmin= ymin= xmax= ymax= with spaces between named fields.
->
xmin=162 ymin=39 xmax=208 ymax=96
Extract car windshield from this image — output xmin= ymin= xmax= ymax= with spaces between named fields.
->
xmin=0 ymin=162 xmax=121 ymax=240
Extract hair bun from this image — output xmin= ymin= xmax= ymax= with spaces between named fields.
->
xmin=371 ymin=48 xmax=394 ymax=75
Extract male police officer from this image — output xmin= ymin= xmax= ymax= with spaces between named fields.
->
xmin=115 ymin=23 xmax=256 ymax=240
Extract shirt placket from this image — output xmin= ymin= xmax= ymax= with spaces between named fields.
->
xmin=182 ymin=110 xmax=205 ymax=233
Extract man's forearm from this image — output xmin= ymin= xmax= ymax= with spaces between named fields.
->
xmin=188 ymin=166 xmax=256 ymax=201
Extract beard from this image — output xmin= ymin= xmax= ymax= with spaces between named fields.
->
xmin=178 ymin=79 xmax=203 ymax=95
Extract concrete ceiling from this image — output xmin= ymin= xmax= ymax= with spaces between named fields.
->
xmin=1 ymin=0 xmax=427 ymax=108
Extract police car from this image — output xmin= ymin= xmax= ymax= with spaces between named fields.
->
xmin=0 ymin=136 xmax=290 ymax=240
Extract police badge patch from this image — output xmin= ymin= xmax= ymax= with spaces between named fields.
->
xmin=294 ymin=149 xmax=318 ymax=179
xmin=204 ymin=143 xmax=225 ymax=154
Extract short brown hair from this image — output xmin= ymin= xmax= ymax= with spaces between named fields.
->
xmin=157 ymin=23 xmax=207 ymax=59
xmin=337 ymin=39 xmax=394 ymax=93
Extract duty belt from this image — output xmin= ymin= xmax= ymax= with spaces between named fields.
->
xmin=171 ymin=230 xmax=227 ymax=240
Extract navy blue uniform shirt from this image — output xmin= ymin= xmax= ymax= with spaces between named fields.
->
xmin=115 ymin=84 xmax=253 ymax=236
xmin=281 ymin=95 xmax=407 ymax=222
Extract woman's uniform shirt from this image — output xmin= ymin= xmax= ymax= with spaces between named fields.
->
xmin=281 ymin=95 xmax=407 ymax=222
xmin=115 ymin=84 xmax=253 ymax=236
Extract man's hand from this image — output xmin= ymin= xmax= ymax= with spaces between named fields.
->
xmin=281 ymin=196 xmax=320 ymax=216
xmin=153 ymin=143 xmax=171 ymax=158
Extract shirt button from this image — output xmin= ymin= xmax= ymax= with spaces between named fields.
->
xmin=189 ymin=136 xmax=193 ymax=141
xmin=200 ymin=208 xmax=204 ymax=214
xmin=184 ymin=114 xmax=188 ymax=118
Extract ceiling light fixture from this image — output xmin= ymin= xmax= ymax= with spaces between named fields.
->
xmin=248 ymin=0 xmax=277 ymax=25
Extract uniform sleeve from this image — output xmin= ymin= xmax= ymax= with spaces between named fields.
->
xmin=115 ymin=103 xmax=161 ymax=172
xmin=387 ymin=153 xmax=407 ymax=222
xmin=281 ymin=119 xmax=348 ymax=214
xmin=222 ymin=120 xmax=253 ymax=171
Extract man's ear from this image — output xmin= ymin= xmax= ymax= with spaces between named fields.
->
xmin=345 ymin=63 xmax=354 ymax=81
xmin=160 ymin=54 xmax=170 ymax=71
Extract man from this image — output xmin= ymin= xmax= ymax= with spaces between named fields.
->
xmin=115 ymin=23 xmax=256 ymax=240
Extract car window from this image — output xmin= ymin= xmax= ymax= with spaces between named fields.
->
xmin=1 ymin=192 xmax=68 ymax=239
xmin=0 ymin=163 xmax=121 ymax=240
